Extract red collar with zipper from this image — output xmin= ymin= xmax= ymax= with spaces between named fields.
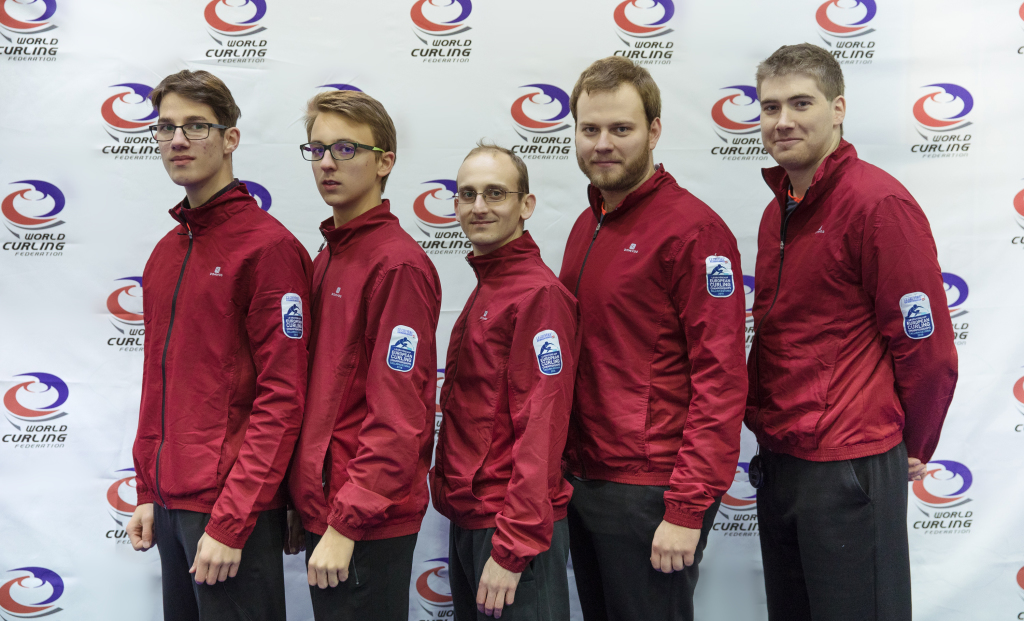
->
xmin=747 ymin=140 xmax=957 ymax=462
xmin=133 ymin=181 xmax=313 ymax=549
xmin=557 ymin=166 xmax=748 ymax=530
xmin=288 ymin=201 xmax=442 ymax=541
xmin=430 ymin=232 xmax=579 ymax=573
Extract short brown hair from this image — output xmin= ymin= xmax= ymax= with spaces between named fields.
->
xmin=570 ymin=56 xmax=661 ymax=127
xmin=305 ymin=90 xmax=397 ymax=192
xmin=151 ymin=70 xmax=241 ymax=127
xmin=756 ymin=43 xmax=845 ymax=102
xmin=462 ymin=141 xmax=529 ymax=194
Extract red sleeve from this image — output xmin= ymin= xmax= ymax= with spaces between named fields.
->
xmin=664 ymin=222 xmax=748 ymax=529
xmin=327 ymin=263 xmax=441 ymax=540
xmin=204 ymin=238 xmax=313 ymax=548
xmin=490 ymin=285 xmax=579 ymax=573
xmin=860 ymin=196 xmax=957 ymax=462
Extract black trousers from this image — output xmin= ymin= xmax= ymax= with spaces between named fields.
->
xmin=448 ymin=519 xmax=570 ymax=621
xmin=153 ymin=505 xmax=286 ymax=621
xmin=304 ymin=530 xmax=417 ymax=621
xmin=566 ymin=477 xmax=720 ymax=621
xmin=757 ymin=442 xmax=912 ymax=621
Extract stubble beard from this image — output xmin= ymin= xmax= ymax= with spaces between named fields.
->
xmin=577 ymin=147 xmax=652 ymax=193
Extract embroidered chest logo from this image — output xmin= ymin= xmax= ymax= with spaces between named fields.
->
xmin=331 ymin=286 xmax=343 ymax=299
xmin=815 ymin=226 xmax=825 ymax=234
xmin=533 ymin=330 xmax=563 ymax=375
xmin=387 ymin=325 xmax=419 ymax=372
xmin=624 ymin=243 xmax=639 ymax=254
xmin=479 ymin=310 xmax=489 ymax=321
xmin=900 ymin=292 xmax=934 ymax=339
xmin=281 ymin=293 xmax=303 ymax=339
xmin=705 ymin=256 xmax=735 ymax=298
xmin=210 ymin=266 xmax=224 ymax=277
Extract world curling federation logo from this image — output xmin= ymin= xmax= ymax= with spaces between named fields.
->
xmin=106 ymin=468 xmax=138 ymax=543
xmin=816 ymin=0 xmax=876 ymax=38
xmin=1014 ymin=188 xmax=1024 ymax=230
xmin=910 ymin=460 xmax=974 ymax=535
xmin=240 ymin=180 xmax=272 ymax=211
xmin=710 ymin=85 xmax=767 ymax=162
xmin=0 ymin=0 xmax=56 ymax=34
xmin=412 ymin=179 xmax=470 ymax=257
xmin=101 ymin=83 xmax=160 ymax=161
xmin=415 ymin=557 xmax=453 ymax=616
xmin=0 ymin=567 xmax=64 ymax=619
xmin=713 ymin=462 xmax=758 ymax=536
xmin=106 ymin=276 xmax=144 ymax=352
xmin=410 ymin=0 xmax=472 ymax=61
xmin=3 ymin=373 xmax=68 ymax=429
xmin=911 ymin=83 xmax=973 ymax=157
xmin=2 ymin=180 xmax=64 ymax=236
xmin=510 ymin=84 xmax=572 ymax=161
xmin=614 ymin=0 xmax=674 ymax=38
xmin=205 ymin=0 xmax=266 ymax=37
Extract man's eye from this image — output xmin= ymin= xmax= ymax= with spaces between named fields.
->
xmin=185 ymin=123 xmax=207 ymax=131
xmin=459 ymin=190 xmax=476 ymax=200
xmin=485 ymin=189 xmax=504 ymax=199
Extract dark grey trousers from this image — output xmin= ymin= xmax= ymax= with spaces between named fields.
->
xmin=153 ymin=505 xmax=286 ymax=621
xmin=448 ymin=519 xmax=570 ymax=621
xmin=566 ymin=477 xmax=720 ymax=621
xmin=304 ymin=530 xmax=417 ymax=621
xmin=756 ymin=442 xmax=912 ymax=621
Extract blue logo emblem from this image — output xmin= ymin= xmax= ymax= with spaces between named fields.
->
xmin=388 ymin=326 xmax=418 ymax=372
xmin=281 ymin=293 xmax=303 ymax=339
xmin=533 ymin=330 xmax=562 ymax=376
xmin=705 ymin=256 xmax=734 ymax=298
xmin=900 ymin=292 xmax=934 ymax=339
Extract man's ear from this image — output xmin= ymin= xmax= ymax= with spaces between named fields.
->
xmin=223 ymin=126 xmax=241 ymax=156
xmin=832 ymin=96 xmax=846 ymax=128
xmin=647 ymin=117 xmax=662 ymax=151
xmin=377 ymin=151 xmax=396 ymax=181
xmin=520 ymin=193 xmax=537 ymax=224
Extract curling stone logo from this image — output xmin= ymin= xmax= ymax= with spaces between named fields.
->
xmin=911 ymin=83 xmax=973 ymax=158
xmin=410 ymin=0 xmax=472 ymax=62
xmin=510 ymin=84 xmax=572 ymax=161
xmin=240 ymin=180 xmax=271 ymax=211
xmin=0 ymin=0 xmax=59 ymax=60
xmin=710 ymin=86 xmax=767 ymax=161
xmin=106 ymin=277 xmax=144 ymax=351
xmin=415 ymin=557 xmax=453 ymax=615
xmin=942 ymin=272 xmax=969 ymax=345
xmin=2 ymin=180 xmax=66 ymax=257
xmin=412 ymin=179 xmax=471 ymax=257
xmin=105 ymin=468 xmax=138 ymax=542
xmin=0 ymin=567 xmax=64 ymax=618
xmin=612 ymin=0 xmax=675 ymax=66
xmin=910 ymin=460 xmax=974 ymax=534
xmin=203 ymin=0 xmax=268 ymax=64
xmin=713 ymin=462 xmax=759 ymax=536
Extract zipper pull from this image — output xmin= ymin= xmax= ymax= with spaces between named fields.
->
xmin=779 ymin=241 xmax=784 ymax=250
xmin=592 ymin=212 xmax=605 ymax=240
xmin=186 ymin=222 xmax=193 ymax=240
xmin=318 ymin=233 xmax=327 ymax=253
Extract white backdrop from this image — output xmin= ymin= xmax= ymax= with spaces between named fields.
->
xmin=1 ymin=1 xmax=1023 ymax=619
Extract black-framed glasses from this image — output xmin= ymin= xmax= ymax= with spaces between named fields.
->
xmin=149 ymin=122 xmax=229 ymax=141
xmin=456 ymin=188 xmax=525 ymax=204
xmin=300 ymin=140 xmax=385 ymax=161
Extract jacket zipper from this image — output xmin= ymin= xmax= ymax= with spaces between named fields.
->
xmin=570 ymin=212 xmax=605 ymax=479
xmin=752 ymin=202 xmax=797 ymax=424
xmin=314 ymin=232 xmax=334 ymax=495
xmin=155 ymin=223 xmax=194 ymax=506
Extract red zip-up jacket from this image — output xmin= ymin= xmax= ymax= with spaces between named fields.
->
xmin=289 ymin=202 xmax=441 ymax=541
xmin=558 ymin=167 xmax=748 ymax=529
xmin=747 ymin=141 xmax=957 ymax=463
xmin=133 ymin=181 xmax=312 ymax=548
xmin=430 ymin=232 xmax=579 ymax=573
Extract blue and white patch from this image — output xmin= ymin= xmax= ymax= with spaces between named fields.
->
xmin=705 ymin=256 xmax=735 ymax=298
xmin=387 ymin=325 xmax=418 ymax=372
xmin=281 ymin=293 xmax=303 ymax=339
xmin=900 ymin=292 xmax=934 ymax=339
xmin=533 ymin=330 xmax=563 ymax=376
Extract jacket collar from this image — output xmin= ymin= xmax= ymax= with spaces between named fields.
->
xmin=587 ymin=164 xmax=673 ymax=221
xmin=169 ymin=179 xmax=248 ymax=233
xmin=467 ymin=231 xmax=541 ymax=280
xmin=762 ymin=140 xmax=857 ymax=212
xmin=319 ymin=200 xmax=397 ymax=253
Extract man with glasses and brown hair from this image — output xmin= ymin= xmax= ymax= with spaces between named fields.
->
xmin=430 ymin=142 xmax=580 ymax=620
xmin=747 ymin=43 xmax=957 ymax=621
xmin=126 ymin=69 xmax=312 ymax=621
xmin=287 ymin=89 xmax=441 ymax=621
xmin=558 ymin=56 xmax=748 ymax=621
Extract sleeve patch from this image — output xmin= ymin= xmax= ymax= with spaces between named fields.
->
xmin=533 ymin=330 xmax=563 ymax=376
xmin=900 ymin=292 xmax=934 ymax=339
xmin=705 ymin=256 xmax=735 ymax=298
xmin=281 ymin=293 xmax=303 ymax=339
xmin=387 ymin=325 xmax=419 ymax=372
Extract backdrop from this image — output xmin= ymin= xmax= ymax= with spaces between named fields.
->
xmin=1 ymin=0 xmax=1022 ymax=619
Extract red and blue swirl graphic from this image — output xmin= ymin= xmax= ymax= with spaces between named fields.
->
xmin=240 ymin=180 xmax=272 ymax=211
xmin=107 ymin=468 xmax=138 ymax=525
xmin=205 ymin=0 xmax=266 ymax=36
xmin=721 ymin=462 xmax=757 ymax=510
xmin=318 ymin=84 xmax=363 ymax=93
xmin=1013 ymin=375 xmax=1024 ymax=416
xmin=912 ymin=460 xmax=972 ymax=508
xmin=410 ymin=0 xmax=471 ymax=36
xmin=511 ymin=84 xmax=570 ymax=134
xmin=2 ymin=180 xmax=65 ymax=233
xmin=414 ymin=179 xmax=459 ymax=230
xmin=3 ymin=373 xmax=69 ymax=428
xmin=415 ymin=557 xmax=453 ymax=610
xmin=107 ymin=277 xmax=143 ymax=327
xmin=101 ymin=83 xmax=157 ymax=134
xmin=0 ymin=568 xmax=64 ymax=618
xmin=613 ymin=0 xmax=674 ymax=37
xmin=816 ymin=0 xmax=876 ymax=37
xmin=711 ymin=85 xmax=760 ymax=135
xmin=743 ymin=275 xmax=755 ymax=323
xmin=941 ymin=272 xmax=968 ymax=318
xmin=1014 ymin=188 xmax=1024 ymax=230
xmin=913 ymin=83 xmax=973 ymax=131
xmin=0 ymin=0 xmax=56 ymax=34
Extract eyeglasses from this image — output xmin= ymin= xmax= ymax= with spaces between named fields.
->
xmin=300 ymin=141 xmax=385 ymax=161
xmin=149 ymin=122 xmax=229 ymax=141
xmin=456 ymin=188 xmax=525 ymax=204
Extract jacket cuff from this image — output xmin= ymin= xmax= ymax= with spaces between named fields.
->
xmin=490 ymin=547 xmax=529 ymax=574
xmin=663 ymin=505 xmax=705 ymax=530
xmin=204 ymin=519 xmax=249 ymax=549
xmin=136 ymin=490 xmax=156 ymax=505
xmin=327 ymin=513 xmax=366 ymax=542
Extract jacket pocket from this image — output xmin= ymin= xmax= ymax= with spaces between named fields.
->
xmin=160 ymin=439 xmax=224 ymax=499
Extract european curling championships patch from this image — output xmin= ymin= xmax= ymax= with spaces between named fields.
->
xmin=533 ymin=330 xmax=563 ymax=375
xmin=281 ymin=293 xmax=303 ymax=339
xmin=705 ymin=256 xmax=735 ymax=298
xmin=387 ymin=325 xmax=418 ymax=372
xmin=900 ymin=292 xmax=934 ymax=339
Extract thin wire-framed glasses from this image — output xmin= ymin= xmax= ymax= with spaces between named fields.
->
xmin=149 ymin=123 xmax=229 ymax=141
xmin=300 ymin=141 xmax=385 ymax=161
xmin=456 ymin=188 xmax=525 ymax=204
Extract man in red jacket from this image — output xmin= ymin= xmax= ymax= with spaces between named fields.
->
xmin=747 ymin=44 xmax=958 ymax=621
xmin=431 ymin=143 xmax=580 ymax=620
xmin=287 ymin=89 xmax=441 ymax=621
xmin=125 ymin=70 xmax=312 ymax=621
xmin=558 ymin=57 xmax=748 ymax=621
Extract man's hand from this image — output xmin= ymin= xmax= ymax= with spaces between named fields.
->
xmin=189 ymin=533 xmax=242 ymax=585
xmin=908 ymin=457 xmax=927 ymax=481
xmin=306 ymin=526 xmax=354 ymax=589
xmin=651 ymin=520 xmax=700 ymax=573
xmin=285 ymin=509 xmax=305 ymax=555
xmin=476 ymin=557 xmax=521 ymax=619
xmin=126 ymin=503 xmax=155 ymax=551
